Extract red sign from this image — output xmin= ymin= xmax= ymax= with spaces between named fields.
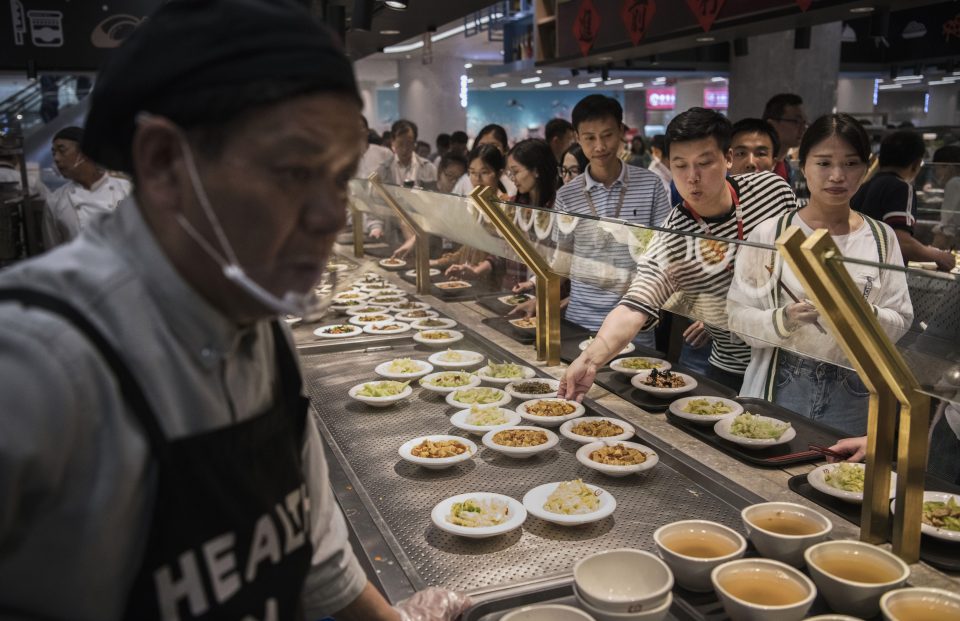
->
xmin=795 ymin=0 xmax=813 ymax=10
xmin=703 ymin=87 xmax=728 ymax=109
xmin=685 ymin=0 xmax=727 ymax=32
xmin=647 ymin=87 xmax=676 ymax=110
xmin=573 ymin=0 xmax=602 ymax=56
xmin=621 ymin=0 xmax=657 ymax=46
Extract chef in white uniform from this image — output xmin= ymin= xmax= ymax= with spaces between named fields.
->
xmin=42 ymin=126 xmax=131 ymax=249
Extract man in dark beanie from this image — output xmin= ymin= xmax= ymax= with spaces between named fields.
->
xmin=0 ymin=1 xmax=468 ymax=619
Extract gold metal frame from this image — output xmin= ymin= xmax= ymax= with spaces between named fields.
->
xmin=368 ymin=173 xmax=432 ymax=295
xmin=349 ymin=201 xmax=365 ymax=259
xmin=777 ymin=226 xmax=928 ymax=562
xmin=470 ymin=186 xmax=562 ymax=365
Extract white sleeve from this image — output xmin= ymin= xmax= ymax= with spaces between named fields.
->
xmin=726 ymin=228 xmax=791 ymax=349
xmin=870 ymin=228 xmax=913 ymax=344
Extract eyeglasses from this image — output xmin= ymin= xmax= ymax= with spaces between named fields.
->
xmin=771 ymin=117 xmax=808 ymax=128
xmin=559 ymin=166 xmax=580 ymax=178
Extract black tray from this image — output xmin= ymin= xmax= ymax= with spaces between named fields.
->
xmin=362 ymin=242 xmax=393 ymax=258
xmin=665 ymin=397 xmax=845 ymax=467
xmin=476 ymin=292 xmax=532 ymax=316
xmin=480 ymin=316 xmax=592 ymax=347
xmin=788 ymin=473 xmax=960 ymax=572
xmin=594 ymin=366 xmax=737 ymax=413
xmin=559 ymin=332 xmax=662 ymax=364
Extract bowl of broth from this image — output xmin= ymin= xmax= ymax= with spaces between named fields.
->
xmin=653 ymin=520 xmax=747 ymax=592
xmin=881 ymin=587 xmax=960 ymax=621
xmin=741 ymin=502 xmax=832 ymax=567
xmin=804 ymin=540 xmax=910 ymax=618
xmin=711 ymin=558 xmax=816 ymax=621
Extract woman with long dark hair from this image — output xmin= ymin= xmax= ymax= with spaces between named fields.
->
xmin=506 ymin=138 xmax=560 ymax=209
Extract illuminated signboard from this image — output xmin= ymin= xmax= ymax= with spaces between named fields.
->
xmin=646 ymin=88 xmax=676 ymax=110
xmin=703 ymin=87 xmax=729 ymax=109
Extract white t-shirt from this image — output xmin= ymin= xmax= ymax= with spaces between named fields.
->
xmin=357 ymin=143 xmax=392 ymax=179
xmin=451 ymin=172 xmax=516 ymax=197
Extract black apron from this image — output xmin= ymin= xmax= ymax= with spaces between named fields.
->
xmin=0 ymin=289 xmax=314 ymax=621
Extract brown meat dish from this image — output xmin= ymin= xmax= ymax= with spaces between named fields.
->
xmin=526 ymin=401 xmax=576 ymax=417
xmin=492 ymin=429 xmax=548 ymax=447
xmin=411 ymin=439 xmax=468 ymax=458
xmin=590 ymin=444 xmax=647 ymax=466
xmin=571 ymin=420 xmax=624 ymax=437
xmin=642 ymin=369 xmax=686 ymax=388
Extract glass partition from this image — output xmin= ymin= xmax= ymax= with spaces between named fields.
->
xmin=915 ymin=162 xmax=960 ymax=251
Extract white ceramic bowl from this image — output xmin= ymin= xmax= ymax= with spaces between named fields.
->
xmin=580 ymin=339 xmax=635 ymax=354
xmin=668 ymin=396 xmax=744 ymax=425
xmin=653 ymin=520 xmax=747 ymax=593
xmin=329 ymin=302 xmax=365 ymax=314
xmin=331 ymin=291 xmax=369 ymax=302
xmin=476 ymin=364 xmax=537 ymax=385
xmin=575 ymin=585 xmax=672 ymax=621
xmin=374 ymin=358 xmax=433 ymax=380
xmin=481 ymin=425 xmax=559 ymax=459
xmin=431 ymin=492 xmax=526 ymax=539
xmin=348 ymin=381 xmax=413 ymax=407
xmin=313 ymin=323 xmax=363 ymax=339
xmin=573 ymin=549 xmax=672 ymax=613
xmin=398 ymin=435 xmax=477 ymax=470
xmin=807 ymin=462 xmax=897 ymax=504
xmin=505 ymin=378 xmax=561 ymax=401
xmin=404 ymin=268 xmax=441 ymax=279
xmin=369 ymin=296 xmax=407 ymax=306
xmin=805 ymin=540 xmax=910 ymax=618
xmin=427 ymin=349 xmax=485 ymax=368
xmin=560 ymin=417 xmax=635 ymax=444
xmin=445 ymin=387 xmax=511 ymax=409
xmin=890 ymin=490 xmax=960 ymax=542
xmin=711 ymin=558 xmax=816 ymax=621
xmin=609 ymin=356 xmax=672 ymax=376
xmin=741 ymin=502 xmax=832 ymax=567
xmin=344 ymin=304 xmax=391 ymax=316
xmin=715 ymin=414 xmax=797 ymax=449
xmin=363 ymin=321 xmax=412 ymax=335
xmin=449 ymin=407 xmax=521 ymax=435
xmin=378 ymin=258 xmax=407 ymax=270
xmin=630 ymin=370 xmax=698 ymax=397
xmin=881 ymin=587 xmax=960 ymax=621
xmin=501 ymin=604 xmax=593 ymax=621
xmin=394 ymin=310 xmax=440 ymax=322
xmin=390 ymin=301 xmax=431 ymax=312
xmin=410 ymin=318 xmax=458 ymax=330
xmin=575 ymin=441 xmax=659 ymax=477
xmin=360 ymin=283 xmax=402 ymax=293
xmin=524 ymin=481 xmax=616 ymax=527
xmin=413 ymin=329 xmax=465 ymax=347
xmin=419 ymin=371 xmax=481 ymax=395
xmin=349 ymin=313 xmax=394 ymax=327
xmin=516 ymin=398 xmax=586 ymax=427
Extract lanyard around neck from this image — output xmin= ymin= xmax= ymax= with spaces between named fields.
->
xmin=683 ymin=180 xmax=744 ymax=241
xmin=583 ymin=164 xmax=629 ymax=219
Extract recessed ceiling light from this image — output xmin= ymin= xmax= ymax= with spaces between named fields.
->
xmin=536 ymin=69 xmax=543 ymax=74
xmin=393 ymin=82 xmax=400 ymax=88
xmin=589 ymin=77 xmax=603 ymax=83
xmin=464 ymin=62 xmax=473 ymax=69
xmin=696 ymin=36 xmax=715 ymax=42
xmin=577 ymin=83 xmax=597 ymax=89
xmin=466 ymin=78 xmax=474 ymax=84
xmin=558 ymin=79 xmax=570 ymax=85
xmin=599 ymin=56 xmax=613 ymax=61
xmin=379 ymin=29 xmax=401 ymax=35
xmin=490 ymin=81 xmax=508 ymax=89
xmin=624 ymin=82 xmax=644 ymax=89
xmin=849 ymin=6 xmax=874 ymax=13
xmin=604 ymin=79 xmax=623 ymax=85
xmin=521 ymin=77 xmax=541 ymax=84
xmin=384 ymin=0 xmax=408 ymax=9
xmin=710 ymin=76 xmax=727 ymax=82
xmin=535 ymin=82 xmax=553 ymax=89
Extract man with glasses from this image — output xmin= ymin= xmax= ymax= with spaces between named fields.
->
xmin=762 ymin=93 xmax=807 ymax=185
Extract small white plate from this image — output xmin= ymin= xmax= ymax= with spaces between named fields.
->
xmin=714 ymin=414 xmax=796 ymax=448
xmin=523 ymin=481 xmax=616 ymax=526
xmin=348 ymin=381 xmax=413 ymax=407
xmin=348 ymin=313 xmax=394 ymax=327
xmin=579 ymin=339 xmax=635 ymax=354
xmin=428 ymin=349 xmax=485 ymax=368
xmin=344 ymin=304 xmax=391 ymax=316
xmin=446 ymin=387 xmax=511 ymax=409
xmin=498 ymin=294 xmax=532 ymax=306
xmin=609 ymin=356 xmax=672 ymax=376
xmin=329 ymin=302 xmax=365 ymax=314
xmin=808 ymin=462 xmax=897 ymax=504
xmin=405 ymin=268 xmax=441 ymax=279
xmin=378 ymin=258 xmax=407 ymax=270
xmin=431 ymin=492 xmax=526 ymax=538
xmin=398 ymin=435 xmax=476 ymax=470
xmin=413 ymin=329 xmax=465 ymax=347
xmin=449 ymin=408 xmax=522 ymax=435
xmin=390 ymin=301 xmax=431 ymax=312
xmin=516 ymin=398 xmax=586 ymax=427
xmin=374 ymin=359 xmax=434 ymax=380
xmin=395 ymin=310 xmax=440 ymax=322
xmin=508 ymin=317 xmax=537 ymax=331
xmin=476 ymin=364 xmax=536 ymax=385
xmin=419 ymin=371 xmax=481 ymax=394
xmin=363 ymin=322 xmax=412 ymax=335
xmin=559 ymin=416 xmax=635 ymax=443
xmin=668 ymin=396 xmax=744 ymax=425
xmin=410 ymin=318 xmax=458 ymax=330
xmin=482 ymin=426 xmax=559 ymax=458
xmin=331 ymin=291 xmax=369 ymax=302
xmin=630 ymin=370 xmax=698 ymax=397
xmin=891 ymin=491 xmax=960 ymax=542
xmin=314 ymin=323 xmax=363 ymax=338
xmin=435 ymin=280 xmax=473 ymax=292
xmin=576 ymin=440 xmax=659 ymax=477
xmin=505 ymin=379 xmax=561 ymax=401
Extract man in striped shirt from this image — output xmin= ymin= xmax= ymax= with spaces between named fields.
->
xmin=560 ymin=107 xmax=797 ymax=400
xmin=552 ymin=95 xmax=671 ymax=346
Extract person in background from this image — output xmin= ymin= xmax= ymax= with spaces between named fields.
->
xmin=851 ymin=131 xmax=955 ymax=272
xmin=627 ymin=135 xmax=650 ymax=168
xmin=647 ymin=134 xmax=672 ymax=196
xmin=381 ymin=129 xmax=393 ymax=150
xmin=355 ymin=115 xmax=394 ymax=240
xmin=431 ymin=132 xmax=451 ymax=165
xmin=0 ymin=153 xmax=48 ymax=199
xmin=415 ymin=140 xmax=431 ymax=160
xmin=453 ymin=124 xmax=516 ymax=196
xmin=762 ymin=93 xmax=807 ymax=185
xmin=449 ymin=130 xmax=469 ymax=158
xmin=930 ymin=145 xmax=960 ymax=250
xmin=560 ymin=107 xmax=796 ymax=400
xmin=728 ymin=118 xmax=779 ymax=176
xmin=42 ymin=126 xmax=132 ymax=249
xmin=545 ymin=118 xmax=576 ymax=166
xmin=559 ymin=143 xmax=589 ymax=186
xmin=376 ymin=119 xmax=437 ymax=188
xmin=0 ymin=1 xmax=470 ymax=619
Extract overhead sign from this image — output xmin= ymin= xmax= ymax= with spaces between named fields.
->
xmin=684 ymin=0 xmax=727 ymax=32
xmin=620 ymin=0 xmax=656 ymax=47
xmin=703 ymin=87 xmax=728 ymax=109
xmin=646 ymin=87 xmax=676 ymax=110
xmin=573 ymin=0 xmax=602 ymax=56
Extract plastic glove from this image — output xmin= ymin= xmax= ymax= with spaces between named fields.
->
xmin=394 ymin=587 xmax=472 ymax=621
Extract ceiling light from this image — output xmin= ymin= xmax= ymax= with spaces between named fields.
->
xmin=590 ymin=77 xmax=603 ymax=83
xmin=578 ymin=83 xmax=597 ymax=89
xmin=604 ymin=79 xmax=623 ymax=85
xmin=384 ymin=0 xmax=408 ymax=9
xmin=894 ymin=74 xmax=923 ymax=81
xmin=521 ymin=77 xmax=540 ymax=84
xmin=841 ymin=24 xmax=857 ymax=43
xmin=490 ymin=81 xmax=508 ymax=89
xmin=466 ymin=78 xmax=474 ymax=84
xmin=536 ymin=69 xmax=543 ymax=74
xmin=463 ymin=62 xmax=473 ymax=69
xmin=535 ymin=82 xmax=553 ymax=89
xmin=849 ymin=6 xmax=874 ymax=13
xmin=929 ymin=79 xmax=955 ymax=86
xmin=383 ymin=10 xmax=504 ymax=53
xmin=379 ymin=29 xmax=401 ymax=35
xmin=710 ymin=76 xmax=727 ymax=82
xmin=558 ymin=79 xmax=570 ymax=85
xmin=393 ymin=82 xmax=399 ymax=88
xmin=599 ymin=56 xmax=613 ymax=61
xmin=624 ymin=82 xmax=644 ymax=89
xmin=877 ymin=83 xmax=902 ymax=90
xmin=696 ymin=36 xmax=715 ymax=42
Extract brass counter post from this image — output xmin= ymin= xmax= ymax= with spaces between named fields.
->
xmin=350 ymin=201 xmax=365 ymax=259
xmin=369 ymin=173 xmax=432 ymax=295
xmin=470 ymin=186 xmax=562 ymax=365
xmin=777 ymin=226 xmax=928 ymax=562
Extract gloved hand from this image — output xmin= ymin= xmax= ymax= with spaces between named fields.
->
xmin=394 ymin=587 xmax=472 ymax=621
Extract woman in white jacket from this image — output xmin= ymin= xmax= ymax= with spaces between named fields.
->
xmin=727 ymin=113 xmax=913 ymax=436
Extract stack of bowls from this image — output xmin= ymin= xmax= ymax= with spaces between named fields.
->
xmin=572 ymin=549 xmax=674 ymax=621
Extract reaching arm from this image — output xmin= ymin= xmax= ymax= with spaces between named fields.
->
xmin=893 ymin=229 xmax=955 ymax=271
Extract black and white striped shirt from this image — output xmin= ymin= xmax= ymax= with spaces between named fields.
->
xmin=621 ymin=171 xmax=798 ymax=374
